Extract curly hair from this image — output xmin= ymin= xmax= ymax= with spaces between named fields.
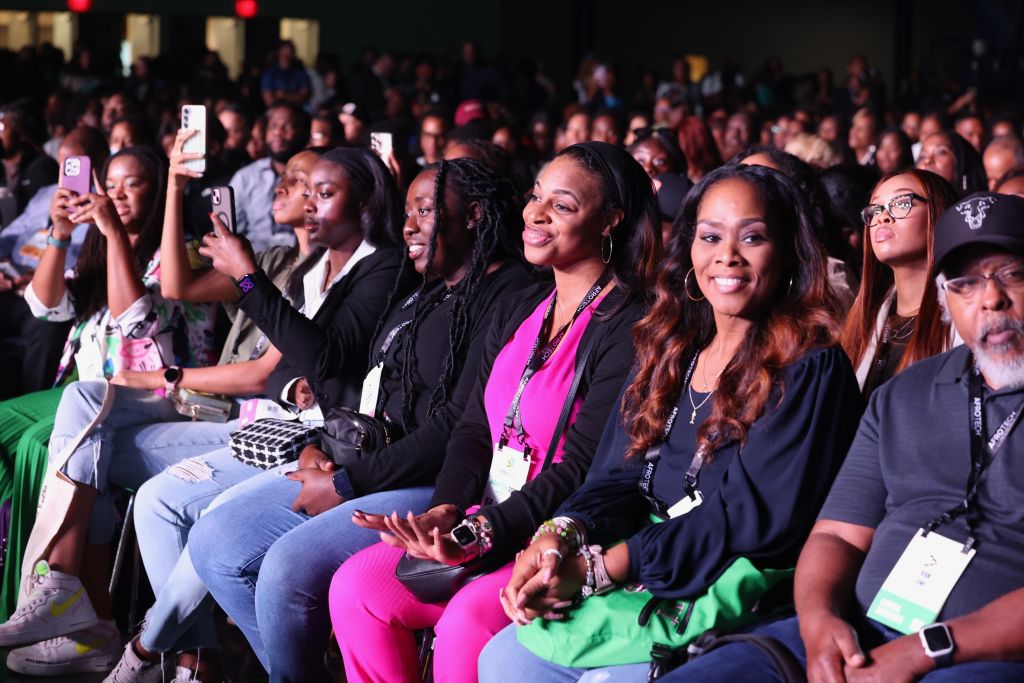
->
xmin=622 ymin=164 xmax=840 ymax=459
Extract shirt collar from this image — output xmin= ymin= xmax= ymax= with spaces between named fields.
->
xmin=935 ymin=345 xmax=972 ymax=385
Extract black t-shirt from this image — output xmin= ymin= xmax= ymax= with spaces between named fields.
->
xmin=820 ymin=345 xmax=1024 ymax=621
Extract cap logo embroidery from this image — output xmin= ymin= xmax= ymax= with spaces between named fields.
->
xmin=955 ymin=196 xmax=997 ymax=230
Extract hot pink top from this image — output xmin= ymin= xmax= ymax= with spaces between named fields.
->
xmin=482 ymin=289 xmax=604 ymax=483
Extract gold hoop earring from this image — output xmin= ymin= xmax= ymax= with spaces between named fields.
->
xmin=601 ymin=233 xmax=613 ymax=265
xmin=684 ymin=268 xmax=705 ymax=302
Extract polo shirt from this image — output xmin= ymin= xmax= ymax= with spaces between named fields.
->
xmin=820 ymin=344 xmax=1024 ymax=621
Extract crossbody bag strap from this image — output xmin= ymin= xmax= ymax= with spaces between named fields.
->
xmin=696 ymin=634 xmax=805 ymax=683
xmin=538 ymin=329 xmax=599 ymax=473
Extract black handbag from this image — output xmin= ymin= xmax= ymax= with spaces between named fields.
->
xmin=395 ymin=333 xmax=599 ymax=604
xmin=320 ymin=407 xmax=399 ymax=468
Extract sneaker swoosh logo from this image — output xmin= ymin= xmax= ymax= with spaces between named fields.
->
xmin=49 ymin=588 xmax=84 ymax=617
xmin=75 ymin=638 xmax=106 ymax=655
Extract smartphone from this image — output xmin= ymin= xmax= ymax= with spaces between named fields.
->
xmin=0 ymin=261 xmax=20 ymax=280
xmin=181 ymin=105 xmax=207 ymax=174
xmin=370 ymin=131 xmax=393 ymax=163
xmin=61 ymin=155 xmax=92 ymax=196
xmin=210 ymin=186 xmax=236 ymax=234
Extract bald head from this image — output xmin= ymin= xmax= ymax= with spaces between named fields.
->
xmin=983 ymin=135 xmax=1024 ymax=191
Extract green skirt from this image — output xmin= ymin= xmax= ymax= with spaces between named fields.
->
xmin=0 ymin=387 xmax=63 ymax=619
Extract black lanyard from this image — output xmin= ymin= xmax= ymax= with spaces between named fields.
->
xmin=374 ymin=287 xmax=453 ymax=366
xmin=499 ymin=274 xmax=611 ymax=448
xmin=639 ymin=349 xmax=710 ymax=518
xmin=924 ymin=362 xmax=1024 ymax=551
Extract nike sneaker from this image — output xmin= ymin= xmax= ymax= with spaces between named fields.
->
xmin=6 ymin=618 xmax=120 ymax=675
xmin=0 ymin=560 xmax=98 ymax=647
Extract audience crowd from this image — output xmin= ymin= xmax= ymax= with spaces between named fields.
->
xmin=0 ymin=35 xmax=1023 ymax=683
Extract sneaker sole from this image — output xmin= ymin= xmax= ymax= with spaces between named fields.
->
xmin=7 ymin=650 xmax=120 ymax=675
xmin=0 ymin=613 xmax=100 ymax=648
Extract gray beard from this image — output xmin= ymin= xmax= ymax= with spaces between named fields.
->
xmin=973 ymin=346 xmax=1024 ymax=390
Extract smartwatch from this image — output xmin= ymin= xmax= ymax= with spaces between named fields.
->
xmin=163 ymin=366 xmax=182 ymax=397
xmin=235 ymin=272 xmax=257 ymax=295
xmin=332 ymin=468 xmax=355 ymax=501
xmin=919 ymin=622 xmax=955 ymax=667
xmin=450 ymin=518 xmax=480 ymax=549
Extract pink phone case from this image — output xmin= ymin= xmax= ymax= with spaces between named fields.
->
xmin=61 ymin=155 xmax=92 ymax=196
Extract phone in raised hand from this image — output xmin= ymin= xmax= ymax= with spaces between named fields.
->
xmin=210 ymin=186 xmax=237 ymax=234
xmin=370 ymin=131 xmax=394 ymax=163
xmin=60 ymin=155 xmax=92 ymax=196
xmin=181 ymin=105 xmax=207 ymax=174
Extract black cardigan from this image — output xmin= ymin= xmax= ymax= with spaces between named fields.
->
xmin=343 ymin=262 xmax=534 ymax=495
xmin=236 ymin=248 xmax=413 ymax=413
xmin=429 ymin=281 xmax=642 ymax=556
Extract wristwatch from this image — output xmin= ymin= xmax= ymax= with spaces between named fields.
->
xmin=450 ymin=518 xmax=480 ymax=549
xmin=47 ymin=225 xmax=71 ymax=249
xmin=163 ymin=366 xmax=182 ymax=397
xmin=332 ymin=467 xmax=355 ymax=500
xmin=919 ymin=622 xmax=955 ymax=667
xmin=235 ymin=272 xmax=258 ymax=295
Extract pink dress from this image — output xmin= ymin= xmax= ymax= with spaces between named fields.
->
xmin=330 ymin=290 xmax=605 ymax=683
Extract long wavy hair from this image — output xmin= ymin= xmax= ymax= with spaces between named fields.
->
xmin=69 ymin=146 xmax=167 ymax=321
xmin=840 ymin=168 xmax=957 ymax=374
xmin=622 ymin=164 xmax=839 ymax=459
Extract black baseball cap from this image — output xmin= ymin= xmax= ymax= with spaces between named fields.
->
xmin=932 ymin=192 xmax=1024 ymax=277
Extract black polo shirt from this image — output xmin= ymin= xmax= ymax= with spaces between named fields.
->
xmin=820 ymin=344 xmax=1024 ymax=621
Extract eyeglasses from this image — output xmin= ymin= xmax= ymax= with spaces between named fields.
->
xmin=860 ymin=192 xmax=928 ymax=227
xmin=942 ymin=264 xmax=1024 ymax=299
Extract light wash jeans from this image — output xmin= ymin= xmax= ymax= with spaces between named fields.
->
xmin=50 ymin=380 xmax=237 ymax=543
xmin=189 ymin=479 xmax=434 ymax=682
xmin=133 ymin=446 xmax=269 ymax=652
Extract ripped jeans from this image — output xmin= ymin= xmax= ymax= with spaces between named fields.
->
xmin=53 ymin=380 xmax=238 ymax=543
xmin=133 ymin=446 xmax=270 ymax=652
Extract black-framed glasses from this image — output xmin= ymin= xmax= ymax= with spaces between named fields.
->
xmin=942 ymin=264 xmax=1024 ymax=299
xmin=860 ymin=192 xmax=928 ymax=227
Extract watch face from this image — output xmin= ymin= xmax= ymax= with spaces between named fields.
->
xmin=163 ymin=367 xmax=180 ymax=383
xmin=451 ymin=523 xmax=477 ymax=547
xmin=923 ymin=625 xmax=952 ymax=652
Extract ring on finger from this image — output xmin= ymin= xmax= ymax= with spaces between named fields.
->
xmin=541 ymin=548 xmax=564 ymax=562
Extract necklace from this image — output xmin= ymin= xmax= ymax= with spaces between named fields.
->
xmin=882 ymin=315 xmax=916 ymax=344
xmin=688 ymin=350 xmax=723 ymax=424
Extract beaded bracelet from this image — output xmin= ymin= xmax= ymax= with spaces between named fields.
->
xmin=477 ymin=516 xmax=494 ymax=555
xmin=530 ymin=516 xmax=585 ymax=553
xmin=577 ymin=544 xmax=597 ymax=601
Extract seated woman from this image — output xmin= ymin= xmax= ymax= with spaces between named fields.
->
xmin=101 ymin=147 xmax=412 ymax=683
xmin=187 ymin=157 xmax=533 ymax=681
xmin=0 ymin=142 xmax=322 ymax=676
xmin=842 ymin=169 xmax=958 ymax=396
xmin=329 ymin=141 xmax=660 ymax=683
xmin=477 ymin=163 xmax=864 ymax=682
xmin=916 ymin=130 xmax=987 ymax=198
xmin=874 ymin=127 xmax=915 ymax=176
xmin=0 ymin=146 xmax=215 ymax=624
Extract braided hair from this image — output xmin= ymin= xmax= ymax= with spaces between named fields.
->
xmin=385 ymin=157 xmax=523 ymax=430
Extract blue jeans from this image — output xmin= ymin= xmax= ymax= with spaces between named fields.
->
xmin=189 ymin=478 xmax=434 ymax=683
xmin=133 ymin=446 xmax=267 ymax=652
xmin=479 ymin=615 xmax=1024 ymax=683
xmin=50 ymin=380 xmax=236 ymax=543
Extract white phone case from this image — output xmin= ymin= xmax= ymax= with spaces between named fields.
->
xmin=182 ymin=105 xmax=207 ymax=174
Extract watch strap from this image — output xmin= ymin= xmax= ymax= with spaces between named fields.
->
xmin=589 ymin=545 xmax=616 ymax=595
xmin=163 ymin=366 xmax=182 ymax=398
xmin=47 ymin=234 xmax=72 ymax=249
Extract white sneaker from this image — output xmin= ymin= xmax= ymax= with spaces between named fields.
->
xmin=6 ymin=618 xmax=120 ymax=675
xmin=103 ymin=639 xmax=170 ymax=683
xmin=0 ymin=560 xmax=98 ymax=647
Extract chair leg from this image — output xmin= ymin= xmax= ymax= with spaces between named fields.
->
xmin=419 ymin=628 xmax=435 ymax=683
xmin=109 ymin=494 xmax=136 ymax=598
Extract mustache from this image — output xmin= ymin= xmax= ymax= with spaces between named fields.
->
xmin=978 ymin=316 xmax=1024 ymax=343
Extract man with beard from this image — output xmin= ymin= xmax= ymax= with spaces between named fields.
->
xmin=659 ymin=192 xmax=1024 ymax=682
xmin=228 ymin=102 xmax=310 ymax=250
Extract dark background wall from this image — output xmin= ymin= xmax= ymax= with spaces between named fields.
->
xmin=0 ymin=0 xmax=1017 ymax=92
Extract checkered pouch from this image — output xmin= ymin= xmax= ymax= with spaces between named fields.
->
xmin=228 ymin=418 xmax=322 ymax=469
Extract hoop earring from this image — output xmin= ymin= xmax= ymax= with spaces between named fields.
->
xmin=601 ymin=233 xmax=613 ymax=265
xmin=684 ymin=268 xmax=705 ymax=302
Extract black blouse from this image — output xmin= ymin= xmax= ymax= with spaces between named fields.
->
xmin=559 ymin=345 xmax=864 ymax=599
